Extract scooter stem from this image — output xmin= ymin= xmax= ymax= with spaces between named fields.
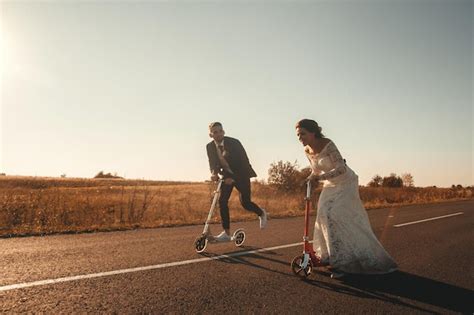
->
xmin=303 ymin=180 xmax=312 ymax=241
xmin=203 ymin=179 xmax=223 ymax=234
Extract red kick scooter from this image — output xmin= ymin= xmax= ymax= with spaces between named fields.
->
xmin=291 ymin=180 xmax=324 ymax=278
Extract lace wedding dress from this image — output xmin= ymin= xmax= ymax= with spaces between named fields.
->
xmin=306 ymin=141 xmax=398 ymax=274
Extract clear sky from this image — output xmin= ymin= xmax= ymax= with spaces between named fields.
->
xmin=1 ymin=0 xmax=472 ymax=187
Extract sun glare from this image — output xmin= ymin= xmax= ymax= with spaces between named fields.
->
xmin=0 ymin=25 xmax=3 ymax=71
xmin=0 ymin=23 xmax=15 ymax=73
xmin=0 ymin=23 xmax=9 ymax=78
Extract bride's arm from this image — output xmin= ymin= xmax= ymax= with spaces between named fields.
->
xmin=305 ymin=153 xmax=321 ymax=181
xmin=317 ymin=143 xmax=347 ymax=180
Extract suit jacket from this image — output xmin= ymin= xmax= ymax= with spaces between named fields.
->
xmin=206 ymin=136 xmax=257 ymax=180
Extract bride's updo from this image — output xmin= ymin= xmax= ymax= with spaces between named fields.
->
xmin=295 ymin=119 xmax=324 ymax=138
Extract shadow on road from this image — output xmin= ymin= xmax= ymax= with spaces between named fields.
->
xmin=199 ymin=246 xmax=295 ymax=277
xmin=199 ymin=248 xmax=472 ymax=314
xmin=307 ymin=270 xmax=473 ymax=314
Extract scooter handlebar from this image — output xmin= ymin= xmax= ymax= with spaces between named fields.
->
xmin=306 ymin=180 xmax=312 ymax=199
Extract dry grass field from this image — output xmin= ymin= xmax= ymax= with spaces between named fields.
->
xmin=0 ymin=176 xmax=472 ymax=237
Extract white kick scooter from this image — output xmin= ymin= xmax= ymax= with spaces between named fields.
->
xmin=194 ymin=178 xmax=246 ymax=253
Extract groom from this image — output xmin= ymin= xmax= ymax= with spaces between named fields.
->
xmin=206 ymin=122 xmax=267 ymax=241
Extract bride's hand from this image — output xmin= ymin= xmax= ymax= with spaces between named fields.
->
xmin=306 ymin=173 xmax=320 ymax=183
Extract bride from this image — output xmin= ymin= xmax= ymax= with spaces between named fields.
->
xmin=295 ymin=119 xmax=398 ymax=279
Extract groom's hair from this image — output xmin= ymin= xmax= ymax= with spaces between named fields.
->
xmin=209 ymin=122 xmax=223 ymax=130
xmin=296 ymin=119 xmax=324 ymax=138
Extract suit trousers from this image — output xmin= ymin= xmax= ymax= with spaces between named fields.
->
xmin=218 ymin=177 xmax=263 ymax=230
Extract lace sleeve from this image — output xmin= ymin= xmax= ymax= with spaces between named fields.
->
xmin=305 ymin=152 xmax=320 ymax=176
xmin=318 ymin=142 xmax=347 ymax=180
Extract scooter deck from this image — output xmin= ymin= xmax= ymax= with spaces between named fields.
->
xmin=206 ymin=229 xmax=245 ymax=243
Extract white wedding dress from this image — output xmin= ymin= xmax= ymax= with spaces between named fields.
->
xmin=307 ymin=141 xmax=397 ymax=274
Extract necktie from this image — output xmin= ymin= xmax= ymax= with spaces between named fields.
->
xmin=217 ymin=144 xmax=233 ymax=174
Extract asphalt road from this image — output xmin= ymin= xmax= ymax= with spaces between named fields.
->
xmin=1 ymin=200 xmax=473 ymax=314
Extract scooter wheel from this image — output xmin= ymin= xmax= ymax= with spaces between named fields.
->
xmin=233 ymin=230 xmax=246 ymax=247
xmin=291 ymin=255 xmax=313 ymax=278
xmin=194 ymin=236 xmax=208 ymax=253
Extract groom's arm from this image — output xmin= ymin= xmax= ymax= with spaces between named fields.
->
xmin=206 ymin=143 xmax=220 ymax=175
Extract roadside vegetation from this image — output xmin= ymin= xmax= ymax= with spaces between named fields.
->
xmin=0 ymin=163 xmax=472 ymax=237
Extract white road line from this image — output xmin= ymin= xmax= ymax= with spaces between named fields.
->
xmin=0 ymin=241 xmax=304 ymax=292
xmin=393 ymin=212 xmax=464 ymax=228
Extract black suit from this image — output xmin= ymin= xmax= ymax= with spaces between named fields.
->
xmin=206 ymin=136 xmax=257 ymax=180
xmin=206 ymin=136 xmax=263 ymax=230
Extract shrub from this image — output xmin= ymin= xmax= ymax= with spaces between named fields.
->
xmin=382 ymin=173 xmax=403 ymax=188
xmin=267 ymin=160 xmax=312 ymax=192
xmin=94 ymin=171 xmax=123 ymax=179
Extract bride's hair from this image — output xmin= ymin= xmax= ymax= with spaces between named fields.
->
xmin=295 ymin=119 xmax=324 ymax=138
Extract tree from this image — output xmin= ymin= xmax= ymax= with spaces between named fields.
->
xmin=368 ymin=175 xmax=383 ymax=187
xmin=401 ymin=173 xmax=414 ymax=187
xmin=382 ymin=173 xmax=403 ymax=188
xmin=267 ymin=161 xmax=312 ymax=192
xmin=268 ymin=161 xmax=300 ymax=191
